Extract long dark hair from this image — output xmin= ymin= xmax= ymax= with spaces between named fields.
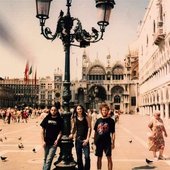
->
xmin=73 ymin=104 xmax=87 ymax=118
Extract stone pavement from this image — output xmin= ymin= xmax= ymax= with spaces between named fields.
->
xmin=0 ymin=114 xmax=170 ymax=170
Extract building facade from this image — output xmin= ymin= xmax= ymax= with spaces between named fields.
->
xmin=70 ymin=51 xmax=139 ymax=113
xmin=0 ymin=78 xmax=39 ymax=108
xmin=136 ymin=0 xmax=170 ymax=118
xmin=39 ymin=69 xmax=63 ymax=108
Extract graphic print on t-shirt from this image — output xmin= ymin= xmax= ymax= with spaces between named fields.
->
xmin=97 ymin=122 xmax=109 ymax=135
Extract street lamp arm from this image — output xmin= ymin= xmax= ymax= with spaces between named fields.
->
xmin=40 ymin=16 xmax=104 ymax=47
xmin=72 ymin=18 xmax=104 ymax=45
xmin=40 ymin=26 xmax=54 ymax=40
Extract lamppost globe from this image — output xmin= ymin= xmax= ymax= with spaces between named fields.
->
xmin=95 ymin=0 xmax=116 ymax=28
xmin=35 ymin=0 xmax=116 ymax=169
xmin=36 ymin=0 xmax=52 ymax=26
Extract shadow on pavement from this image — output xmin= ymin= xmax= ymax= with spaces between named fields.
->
xmin=132 ymin=165 xmax=156 ymax=169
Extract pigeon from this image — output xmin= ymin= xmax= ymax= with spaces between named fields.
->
xmin=92 ymin=27 xmax=98 ymax=34
xmin=18 ymin=137 xmax=22 ymax=140
xmin=58 ymin=10 xmax=64 ymax=18
xmin=32 ymin=148 xmax=36 ymax=153
xmin=0 ymin=129 xmax=2 ymax=131
xmin=4 ymin=137 xmax=7 ymax=140
xmin=0 ymin=138 xmax=3 ymax=142
xmin=146 ymin=158 xmax=153 ymax=164
xmin=1 ymin=156 xmax=7 ymax=161
xmin=18 ymin=143 xmax=24 ymax=149
xmin=129 ymin=140 xmax=132 ymax=143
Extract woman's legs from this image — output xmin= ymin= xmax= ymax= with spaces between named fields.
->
xmin=83 ymin=143 xmax=90 ymax=170
xmin=159 ymin=146 xmax=166 ymax=159
xmin=75 ymin=140 xmax=83 ymax=170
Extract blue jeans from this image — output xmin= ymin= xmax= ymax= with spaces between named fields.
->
xmin=75 ymin=139 xmax=90 ymax=170
xmin=43 ymin=145 xmax=57 ymax=170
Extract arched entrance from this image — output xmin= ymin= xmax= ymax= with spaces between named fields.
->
xmin=88 ymin=85 xmax=106 ymax=110
xmin=111 ymin=86 xmax=124 ymax=110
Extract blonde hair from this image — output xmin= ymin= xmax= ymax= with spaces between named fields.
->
xmin=99 ymin=103 xmax=110 ymax=111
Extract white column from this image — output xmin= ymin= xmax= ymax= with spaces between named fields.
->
xmin=150 ymin=106 xmax=153 ymax=117
xmin=156 ymin=104 xmax=159 ymax=111
xmin=153 ymin=105 xmax=156 ymax=115
xmin=165 ymin=103 xmax=169 ymax=119
xmin=160 ymin=104 xmax=164 ymax=118
xmin=140 ymin=106 xmax=144 ymax=115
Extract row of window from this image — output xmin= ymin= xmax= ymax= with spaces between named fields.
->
xmin=88 ymin=74 xmax=124 ymax=81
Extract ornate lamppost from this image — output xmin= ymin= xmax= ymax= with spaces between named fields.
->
xmin=35 ymin=0 xmax=115 ymax=169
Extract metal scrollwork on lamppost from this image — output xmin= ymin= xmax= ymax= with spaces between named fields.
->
xmin=35 ymin=0 xmax=115 ymax=169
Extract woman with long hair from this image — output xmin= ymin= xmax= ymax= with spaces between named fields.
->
xmin=69 ymin=104 xmax=91 ymax=170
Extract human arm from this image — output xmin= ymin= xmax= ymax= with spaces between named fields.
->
xmin=69 ymin=117 xmax=76 ymax=139
xmin=162 ymin=122 xmax=168 ymax=137
xmin=111 ymin=132 xmax=115 ymax=149
xmin=83 ymin=115 xmax=92 ymax=146
xmin=164 ymin=128 xmax=168 ymax=137
xmin=148 ymin=120 xmax=153 ymax=132
xmin=41 ymin=128 xmax=46 ymax=148
xmin=54 ymin=131 xmax=62 ymax=146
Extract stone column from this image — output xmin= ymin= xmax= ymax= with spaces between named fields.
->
xmin=165 ymin=103 xmax=169 ymax=119
xmin=160 ymin=103 xmax=164 ymax=118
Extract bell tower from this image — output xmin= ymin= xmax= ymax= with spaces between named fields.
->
xmin=82 ymin=50 xmax=89 ymax=80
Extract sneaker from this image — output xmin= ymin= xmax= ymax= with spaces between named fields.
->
xmin=158 ymin=156 xmax=166 ymax=160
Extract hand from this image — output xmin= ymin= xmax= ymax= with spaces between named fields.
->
xmin=69 ymin=134 xmax=73 ymax=139
xmin=82 ymin=139 xmax=89 ymax=146
xmin=112 ymin=143 xmax=115 ymax=149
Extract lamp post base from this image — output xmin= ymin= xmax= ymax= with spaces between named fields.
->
xmin=53 ymin=164 xmax=76 ymax=170
xmin=53 ymin=136 xmax=76 ymax=170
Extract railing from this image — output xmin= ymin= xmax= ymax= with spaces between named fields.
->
xmin=154 ymin=26 xmax=165 ymax=45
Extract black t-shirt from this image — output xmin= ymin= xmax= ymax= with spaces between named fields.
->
xmin=94 ymin=117 xmax=115 ymax=144
xmin=76 ymin=117 xmax=88 ymax=140
xmin=40 ymin=114 xmax=63 ymax=145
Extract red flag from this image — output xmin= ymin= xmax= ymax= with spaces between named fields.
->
xmin=24 ymin=61 xmax=29 ymax=84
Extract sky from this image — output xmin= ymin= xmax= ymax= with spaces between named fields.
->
xmin=0 ymin=0 xmax=149 ymax=80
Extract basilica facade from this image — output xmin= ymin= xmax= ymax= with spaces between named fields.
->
xmin=70 ymin=51 xmax=139 ymax=113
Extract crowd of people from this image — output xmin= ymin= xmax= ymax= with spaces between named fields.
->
xmin=0 ymin=107 xmax=49 ymax=124
xmin=0 ymin=103 xmax=168 ymax=170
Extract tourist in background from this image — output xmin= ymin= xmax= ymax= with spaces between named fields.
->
xmin=148 ymin=112 xmax=168 ymax=160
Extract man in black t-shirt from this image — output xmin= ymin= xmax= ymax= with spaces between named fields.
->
xmin=94 ymin=103 xmax=115 ymax=170
xmin=40 ymin=106 xmax=63 ymax=170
